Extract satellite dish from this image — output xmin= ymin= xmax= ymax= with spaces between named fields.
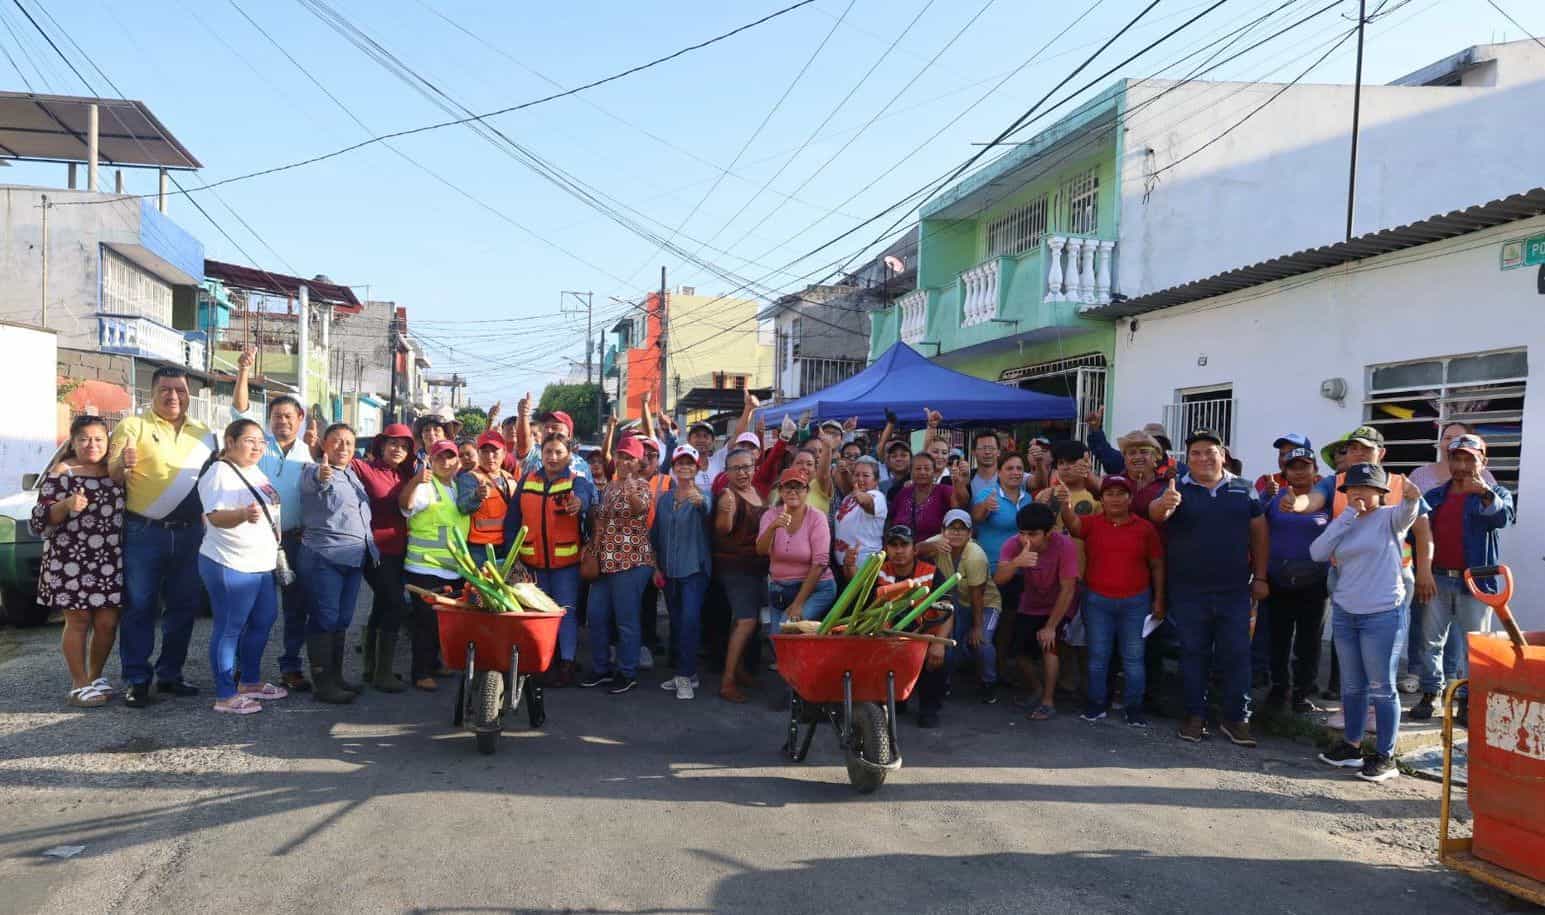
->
xmin=883 ymin=256 xmax=905 ymax=274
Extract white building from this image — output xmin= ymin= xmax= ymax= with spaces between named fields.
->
xmin=1094 ymin=190 xmax=1545 ymax=625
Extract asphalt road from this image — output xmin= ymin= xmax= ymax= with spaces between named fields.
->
xmin=0 ymin=609 xmax=1521 ymax=915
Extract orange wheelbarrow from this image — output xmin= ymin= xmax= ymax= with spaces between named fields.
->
xmin=771 ymin=630 xmax=942 ymax=794
xmin=1437 ymin=564 xmax=1545 ymax=905
xmin=411 ymin=585 xmax=564 ymax=756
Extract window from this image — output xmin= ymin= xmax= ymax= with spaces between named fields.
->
xmin=791 ymin=316 xmax=803 ymax=357
xmin=101 ymin=250 xmax=173 ymax=325
xmin=799 ymin=357 xmax=863 ymax=395
xmin=1364 ymin=348 xmax=1526 ymax=492
xmin=999 ymin=352 xmax=1106 ymax=441
xmin=1163 ymin=384 xmax=1235 ymax=450
xmin=986 ymin=194 xmax=1048 ymax=258
xmin=1057 ymin=167 xmax=1099 ymax=236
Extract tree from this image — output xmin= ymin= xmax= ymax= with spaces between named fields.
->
xmin=455 ymin=406 xmax=488 ymax=437
xmin=537 ymin=383 xmax=601 ymax=440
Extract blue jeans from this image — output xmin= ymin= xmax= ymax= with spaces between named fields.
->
xmin=299 ymin=546 xmax=363 ymax=635
xmin=198 ymin=555 xmax=279 ymax=700
xmin=588 ymin=565 xmax=652 ymax=678
xmin=278 ymin=534 xmax=309 ymax=674
xmin=120 ymin=516 xmax=204 ymax=686
xmin=767 ymin=577 xmax=837 ymax=631
xmin=1420 ymin=576 xmax=1490 ymax=694
xmin=1084 ymin=590 xmax=1150 ymax=712
xmin=532 ymin=566 xmax=582 ymax=663
xmin=1333 ymin=603 xmax=1407 ymax=757
xmin=1170 ymin=589 xmax=1252 ymax=722
xmin=950 ymin=606 xmax=1000 ymax=684
xmin=666 ymin=572 xmax=709 ymax=679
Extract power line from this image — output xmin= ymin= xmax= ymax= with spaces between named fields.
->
xmin=1484 ymin=0 xmax=1545 ymax=49
xmin=47 ymin=0 xmax=820 ymax=209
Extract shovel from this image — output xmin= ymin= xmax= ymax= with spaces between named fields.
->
xmin=1464 ymin=564 xmax=1527 ymax=651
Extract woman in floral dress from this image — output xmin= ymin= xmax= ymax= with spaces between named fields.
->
xmin=30 ymin=416 xmax=125 ymax=707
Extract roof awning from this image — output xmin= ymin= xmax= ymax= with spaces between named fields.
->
xmin=0 ymin=92 xmax=200 ymax=169
xmin=204 ymin=260 xmax=361 ymax=307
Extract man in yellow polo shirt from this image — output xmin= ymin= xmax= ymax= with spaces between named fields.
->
xmin=108 ymin=366 xmax=218 ymax=708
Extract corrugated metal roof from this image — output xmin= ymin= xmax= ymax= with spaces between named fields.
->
xmin=1084 ymin=188 xmax=1545 ymax=319
xmin=204 ymin=260 xmax=361 ymax=307
xmin=0 ymin=92 xmax=201 ymax=169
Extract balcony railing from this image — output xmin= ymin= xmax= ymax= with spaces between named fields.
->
xmin=897 ymin=289 xmax=928 ymax=346
xmin=98 ymin=314 xmax=195 ymax=366
xmin=1043 ymin=235 xmax=1116 ymax=306
xmin=183 ymin=332 xmax=207 ymax=372
xmin=960 ymin=256 xmax=1007 ymax=327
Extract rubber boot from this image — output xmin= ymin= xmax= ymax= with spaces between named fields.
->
xmin=371 ymin=631 xmax=406 ymax=693
xmin=307 ymin=634 xmax=356 ymax=705
xmin=333 ymin=633 xmax=363 ymax=694
xmin=362 ymin=628 xmax=378 ymax=683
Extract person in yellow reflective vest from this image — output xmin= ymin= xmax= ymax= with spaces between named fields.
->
xmin=399 ymin=439 xmax=471 ymax=692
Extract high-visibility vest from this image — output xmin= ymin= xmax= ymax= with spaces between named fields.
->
xmin=645 ymin=472 xmax=672 ymax=528
xmin=467 ymin=472 xmax=514 ymax=547
xmin=1331 ymin=470 xmax=1413 ymax=565
xmin=517 ymin=470 xmax=582 ymax=569
xmin=406 ymin=478 xmax=470 ymax=575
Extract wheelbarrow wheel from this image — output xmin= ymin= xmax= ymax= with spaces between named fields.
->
xmin=472 ymin=669 xmax=504 ymax=755
xmin=844 ymin=702 xmax=894 ymax=794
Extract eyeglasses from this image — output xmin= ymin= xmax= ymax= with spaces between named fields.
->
xmin=237 ymin=437 xmax=266 ymax=447
xmin=728 ymin=464 xmax=755 ymax=473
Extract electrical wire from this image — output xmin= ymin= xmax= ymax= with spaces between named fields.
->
xmin=1484 ymin=0 xmax=1545 ymax=49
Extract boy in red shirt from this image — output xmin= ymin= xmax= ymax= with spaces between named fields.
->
xmin=878 ymin=526 xmax=951 ymax=728
xmin=993 ymin=503 xmax=1079 ymax=721
xmin=1060 ymin=475 xmax=1164 ymax=726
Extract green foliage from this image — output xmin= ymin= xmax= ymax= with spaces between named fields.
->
xmin=455 ymin=406 xmax=488 ymax=437
xmin=537 ymin=383 xmax=602 ymax=440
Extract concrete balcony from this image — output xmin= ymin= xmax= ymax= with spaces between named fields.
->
xmin=98 ymin=314 xmax=189 ymax=365
xmin=960 ymin=256 xmax=1009 ymax=327
xmin=1044 ymin=234 xmax=1117 ymax=307
xmin=897 ymin=289 xmax=928 ymax=346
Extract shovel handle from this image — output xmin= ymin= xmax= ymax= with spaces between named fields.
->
xmin=1464 ymin=564 xmax=1526 ymax=651
xmin=879 ymin=629 xmax=957 ymax=648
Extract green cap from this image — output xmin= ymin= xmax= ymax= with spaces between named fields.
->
xmin=1320 ymin=433 xmax=1351 ymax=469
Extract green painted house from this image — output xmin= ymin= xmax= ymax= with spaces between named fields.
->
xmin=868 ymin=87 xmax=1125 ymax=431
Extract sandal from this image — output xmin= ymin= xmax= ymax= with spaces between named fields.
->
xmin=719 ymin=684 xmax=747 ymax=704
xmin=414 ymin=677 xmax=438 ymax=692
xmin=89 ymin=677 xmax=116 ymax=696
xmin=1027 ymin=704 xmax=1056 ymax=721
xmin=238 ymin=682 xmax=289 ymax=701
xmin=67 ymin=685 xmax=109 ymax=708
xmin=213 ymin=696 xmax=263 ymax=715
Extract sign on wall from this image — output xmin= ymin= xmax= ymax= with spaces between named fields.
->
xmin=1500 ymin=233 xmax=1545 ymax=270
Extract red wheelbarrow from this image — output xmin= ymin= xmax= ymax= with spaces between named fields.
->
xmin=772 ymin=629 xmax=943 ymax=794
xmin=411 ymin=585 xmax=564 ymax=755
xmin=1437 ymin=564 xmax=1545 ymax=905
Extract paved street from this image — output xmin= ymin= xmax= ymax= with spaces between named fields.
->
xmin=0 ymin=611 xmax=1520 ymax=915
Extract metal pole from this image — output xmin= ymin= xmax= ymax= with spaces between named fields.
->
xmin=585 ymin=291 xmax=594 ymax=386
xmin=658 ymin=266 xmax=668 ymax=413
xmin=1345 ymin=0 xmax=1366 ymax=242
xmin=387 ymin=313 xmax=399 ymax=424
xmin=39 ymin=194 xmax=48 ymax=326
xmin=297 ymin=284 xmax=311 ymax=411
xmin=158 ymin=169 xmax=168 ymax=214
xmin=86 ymin=104 xmax=99 ymax=192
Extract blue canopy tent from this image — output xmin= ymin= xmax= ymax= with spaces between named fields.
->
xmin=759 ymin=342 xmax=1076 ymax=426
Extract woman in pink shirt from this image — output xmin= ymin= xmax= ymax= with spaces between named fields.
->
xmin=757 ymin=467 xmax=836 ymax=627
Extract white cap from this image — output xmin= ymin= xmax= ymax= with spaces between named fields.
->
xmin=735 ymin=431 xmax=762 ymax=448
xmin=671 ymin=443 xmax=700 ymax=463
xmin=942 ymin=508 xmax=973 ymax=530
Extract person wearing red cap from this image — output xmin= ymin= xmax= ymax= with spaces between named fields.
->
xmin=349 ymin=423 xmax=417 ymax=692
xmin=1060 ymin=475 xmax=1164 ymax=727
xmin=399 ymin=439 xmax=472 ymax=691
xmin=714 ymin=447 xmax=769 ymax=703
xmin=758 ymin=467 xmax=837 ymax=633
xmin=651 ymin=444 xmax=713 ymax=699
xmin=464 ymin=430 xmax=518 ymax=563
xmin=579 ymin=435 xmax=655 ymax=694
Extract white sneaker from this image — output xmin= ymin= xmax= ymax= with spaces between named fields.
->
xmin=675 ymin=678 xmax=695 ymax=700
xmin=660 ymin=674 xmax=700 ymax=691
xmin=638 ymin=646 xmax=654 ymax=671
xmin=1397 ymin=673 xmax=1419 ymax=694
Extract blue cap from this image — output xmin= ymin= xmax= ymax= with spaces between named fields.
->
xmin=1272 ymin=433 xmax=1311 ymax=450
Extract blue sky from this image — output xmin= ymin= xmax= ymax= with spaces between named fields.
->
xmin=2 ymin=0 xmax=1540 ymax=404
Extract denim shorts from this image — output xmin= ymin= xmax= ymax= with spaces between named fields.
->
xmin=768 ymin=576 xmax=838 ymax=628
xmin=718 ymin=571 xmax=767 ymax=622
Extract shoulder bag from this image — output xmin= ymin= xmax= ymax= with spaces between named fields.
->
xmin=223 ymin=460 xmax=295 ymax=587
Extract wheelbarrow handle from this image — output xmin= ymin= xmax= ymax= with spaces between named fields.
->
xmin=1464 ymin=564 xmax=1527 ymax=651
xmin=879 ymin=629 xmax=957 ymax=647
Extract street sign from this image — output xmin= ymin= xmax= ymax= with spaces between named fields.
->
xmin=1501 ymin=233 xmax=1545 ymax=270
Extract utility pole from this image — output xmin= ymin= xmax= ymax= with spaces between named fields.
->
xmin=658 ymin=266 xmax=669 ymax=413
xmin=39 ymin=194 xmax=48 ymax=326
xmin=387 ymin=312 xmax=399 ymax=423
xmin=1345 ymin=0 xmax=1367 ymax=242
xmin=560 ymin=290 xmax=595 ymax=387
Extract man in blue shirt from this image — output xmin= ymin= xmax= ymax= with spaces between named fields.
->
xmin=232 ymin=347 xmax=317 ymax=692
xmin=1149 ymin=429 xmax=1268 ymax=748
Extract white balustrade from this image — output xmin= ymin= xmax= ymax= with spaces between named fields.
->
xmin=183 ymin=335 xmax=207 ymax=371
xmin=98 ymin=314 xmax=188 ymax=364
xmin=1044 ymin=235 xmax=1118 ymax=306
xmin=897 ymin=289 xmax=928 ymax=346
xmin=960 ymin=258 xmax=1003 ymax=327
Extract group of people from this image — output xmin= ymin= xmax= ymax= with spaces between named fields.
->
xmin=30 ymin=366 xmax=1515 ymax=783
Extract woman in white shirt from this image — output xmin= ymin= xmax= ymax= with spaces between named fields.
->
xmin=198 ymin=419 xmax=286 ymax=714
xmin=835 ymin=456 xmax=887 ymax=578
